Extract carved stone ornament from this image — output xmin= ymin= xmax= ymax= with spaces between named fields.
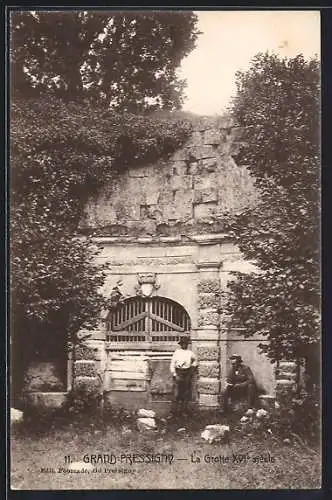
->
xmin=135 ymin=273 xmax=160 ymax=297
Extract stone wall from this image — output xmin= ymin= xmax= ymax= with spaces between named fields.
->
xmin=79 ymin=116 xmax=257 ymax=237
xmin=76 ymin=236 xmax=276 ymax=409
xmin=75 ymin=106 xmax=275 ymax=409
xmin=24 ymin=115 xmax=281 ymax=410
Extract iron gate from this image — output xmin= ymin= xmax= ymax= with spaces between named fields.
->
xmin=106 ymin=296 xmax=191 ymax=349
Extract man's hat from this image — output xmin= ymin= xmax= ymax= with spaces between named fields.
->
xmin=178 ymin=335 xmax=190 ymax=346
xmin=229 ymin=354 xmax=242 ymax=362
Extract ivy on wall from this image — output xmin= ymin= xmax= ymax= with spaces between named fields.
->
xmin=11 ymin=96 xmax=193 ymax=396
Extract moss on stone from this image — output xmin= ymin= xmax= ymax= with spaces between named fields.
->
xmin=198 ymin=292 xmax=220 ymax=309
xmin=198 ymin=378 xmax=220 ymax=394
xmin=197 ymin=346 xmax=219 ymax=361
xmin=198 ymin=311 xmax=220 ymax=327
xmin=198 ymin=279 xmax=220 ymax=294
xmin=199 ymin=361 xmax=220 ymax=378
xmin=74 ymin=346 xmax=96 ymax=360
xmin=74 ymin=362 xmax=97 ymax=377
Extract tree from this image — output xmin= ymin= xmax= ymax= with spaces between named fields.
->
xmin=11 ymin=10 xmax=199 ymax=111
xmin=223 ymin=53 xmax=320 ymax=381
xmin=11 ymin=96 xmax=193 ymax=399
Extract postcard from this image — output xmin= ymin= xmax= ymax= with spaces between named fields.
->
xmin=9 ymin=9 xmax=321 ymax=490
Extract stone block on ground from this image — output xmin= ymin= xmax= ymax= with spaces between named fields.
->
xmin=137 ymin=417 xmax=157 ymax=432
xmin=201 ymin=424 xmax=230 ymax=444
xmin=256 ymin=408 xmax=268 ymax=419
xmin=137 ymin=408 xmax=156 ymax=418
xmin=11 ymin=408 xmax=23 ymax=425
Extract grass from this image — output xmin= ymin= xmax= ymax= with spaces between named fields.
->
xmin=10 ymin=411 xmax=321 ymax=490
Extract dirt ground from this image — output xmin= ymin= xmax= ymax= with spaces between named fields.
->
xmin=10 ymin=412 xmax=321 ymax=490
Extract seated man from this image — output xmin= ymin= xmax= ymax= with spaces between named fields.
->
xmin=223 ymin=354 xmax=257 ymax=413
xmin=170 ymin=335 xmax=197 ymax=417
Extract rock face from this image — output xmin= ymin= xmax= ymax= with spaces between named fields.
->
xmin=80 ymin=116 xmax=257 ymax=237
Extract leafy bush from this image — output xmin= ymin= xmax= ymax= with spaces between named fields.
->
xmin=235 ymin=389 xmax=320 ymax=446
xmin=224 ymin=53 xmax=320 ymax=365
xmin=271 ymin=389 xmax=320 ymax=444
xmin=11 ymin=97 xmax=193 ymax=399
xmin=59 ymin=385 xmax=102 ymax=420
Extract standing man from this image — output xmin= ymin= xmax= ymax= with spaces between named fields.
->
xmin=170 ymin=335 xmax=197 ymax=417
xmin=223 ymin=354 xmax=257 ymax=413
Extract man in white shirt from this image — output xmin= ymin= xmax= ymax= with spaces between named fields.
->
xmin=170 ymin=335 xmax=197 ymax=417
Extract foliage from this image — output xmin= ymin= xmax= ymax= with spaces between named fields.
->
xmin=10 ymin=10 xmax=197 ymax=398
xmin=11 ymin=10 xmax=199 ymax=111
xmin=270 ymin=389 xmax=320 ymax=444
xmin=223 ymin=53 xmax=320 ymax=371
xmin=234 ymin=390 xmax=320 ymax=445
xmin=61 ymin=385 xmax=103 ymax=417
xmin=11 ymin=96 xmax=193 ymax=396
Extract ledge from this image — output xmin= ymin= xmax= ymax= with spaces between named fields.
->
xmin=26 ymin=392 xmax=67 ymax=409
xmin=195 ymin=261 xmax=223 ymax=270
xmin=91 ymin=233 xmax=232 ymax=246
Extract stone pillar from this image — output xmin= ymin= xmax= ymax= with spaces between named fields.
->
xmin=275 ymin=360 xmax=298 ymax=397
xmin=71 ymin=323 xmax=107 ymax=394
xmin=73 ymin=344 xmax=101 ymax=392
xmin=218 ymin=264 xmax=231 ymax=389
xmin=196 ymin=261 xmax=222 ymax=408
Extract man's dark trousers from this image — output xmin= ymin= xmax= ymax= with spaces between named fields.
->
xmin=172 ymin=367 xmax=193 ymax=415
xmin=223 ymin=381 xmax=256 ymax=413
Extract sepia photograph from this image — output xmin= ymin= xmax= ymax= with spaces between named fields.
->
xmin=9 ymin=9 xmax=321 ymax=490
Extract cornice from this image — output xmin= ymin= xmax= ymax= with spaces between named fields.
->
xmin=91 ymin=233 xmax=233 ymax=246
